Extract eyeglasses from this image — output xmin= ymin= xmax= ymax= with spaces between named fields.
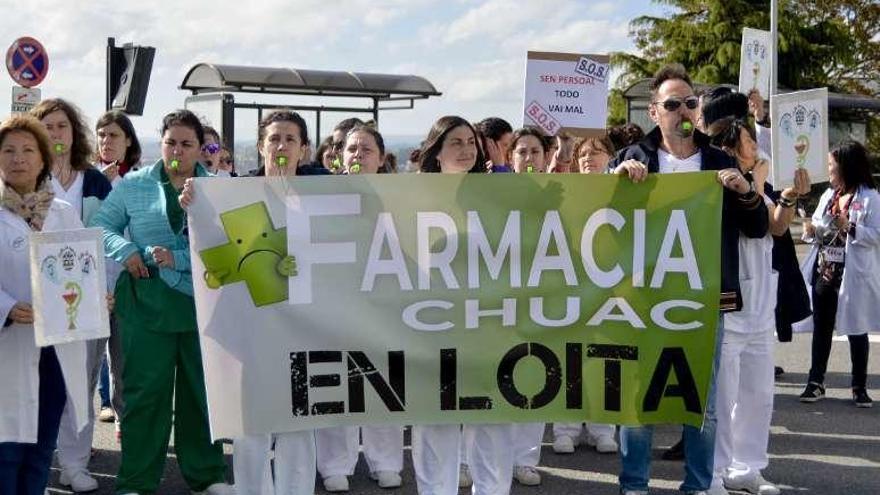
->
xmin=653 ymin=96 xmax=699 ymax=112
xmin=220 ymin=158 xmax=233 ymax=165
xmin=202 ymin=142 xmax=221 ymax=154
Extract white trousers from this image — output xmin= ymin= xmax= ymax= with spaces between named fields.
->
xmin=510 ymin=423 xmax=544 ymax=467
xmin=56 ymin=337 xmax=105 ymax=472
xmin=412 ymin=424 xmax=513 ymax=495
xmin=233 ymin=431 xmax=316 ymax=495
xmin=552 ymin=422 xmax=615 ymax=441
xmin=314 ymin=425 xmax=403 ymax=477
xmin=713 ymin=329 xmax=774 ymax=481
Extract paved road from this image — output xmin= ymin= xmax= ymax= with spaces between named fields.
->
xmin=46 ymin=331 xmax=879 ymax=495
xmin=48 ymin=237 xmax=879 ymax=494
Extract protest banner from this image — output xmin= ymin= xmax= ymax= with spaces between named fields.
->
xmin=770 ymin=88 xmax=829 ymax=189
xmin=522 ymin=51 xmax=609 ymax=137
xmin=738 ymin=28 xmax=771 ymax=99
xmin=188 ymin=173 xmax=722 ymax=439
xmin=30 ymin=228 xmax=109 ymax=347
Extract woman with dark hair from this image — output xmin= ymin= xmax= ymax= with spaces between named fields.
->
xmin=708 ymin=117 xmax=810 ymax=495
xmin=418 ymin=116 xmax=487 ymax=174
xmin=89 ymin=109 xmax=231 ymax=495
xmin=800 ymin=140 xmax=878 ymax=408
xmin=31 ymin=98 xmax=113 ymax=492
xmin=316 ymin=135 xmax=338 ymax=172
xmin=181 ymin=109 xmax=321 ymax=495
xmin=0 ymin=114 xmax=91 ymax=495
xmin=505 ymin=127 xmax=547 ymax=174
xmin=96 ymin=110 xmax=142 ymax=185
xmin=413 ymin=116 xmax=514 ymax=495
xmin=315 ymin=124 xmax=404 ymax=492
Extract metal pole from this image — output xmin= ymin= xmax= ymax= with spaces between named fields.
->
xmin=106 ymin=37 xmax=115 ymax=111
xmin=770 ymin=0 xmax=778 ymax=97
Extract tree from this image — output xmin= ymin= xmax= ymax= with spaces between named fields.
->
xmin=612 ymin=0 xmax=880 ymax=155
xmin=613 ymin=0 xmax=878 ymax=95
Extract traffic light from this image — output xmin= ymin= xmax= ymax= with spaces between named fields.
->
xmin=106 ymin=38 xmax=155 ymax=115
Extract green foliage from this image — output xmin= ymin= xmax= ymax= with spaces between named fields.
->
xmin=607 ymin=88 xmax=628 ymax=127
xmin=612 ymin=0 xmax=880 ymax=151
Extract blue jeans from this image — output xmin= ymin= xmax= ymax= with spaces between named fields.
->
xmin=0 ymin=347 xmax=68 ymax=495
xmin=618 ymin=316 xmax=723 ymax=493
xmin=99 ymin=352 xmax=111 ymax=408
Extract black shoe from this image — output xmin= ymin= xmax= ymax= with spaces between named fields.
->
xmin=774 ymin=366 xmax=784 ymax=378
xmin=799 ymin=382 xmax=825 ymax=402
xmin=853 ymin=388 xmax=873 ymax=408
xmin=661 ymin=438 xmax=684 ymax=461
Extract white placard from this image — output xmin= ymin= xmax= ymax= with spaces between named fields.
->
xmin=738 ymin=28 xmax=771 ymax=99
xmin=522 ymin=51 xmax=608 ymax=137
xmin=11 ymin=86 xmax=41 ymax=113
xmin=770 ymin=88 xmax=829 ymax=190
xmin=30 ymin=228 xmax=109 ymax=347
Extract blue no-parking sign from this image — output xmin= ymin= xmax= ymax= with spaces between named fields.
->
xmin=6 ymin=37 xmax=49 ymax=88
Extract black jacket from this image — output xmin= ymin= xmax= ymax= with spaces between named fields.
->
xmin=765 ymin=186 xmax=812 ymax=341
xmin=608 ymin=127 xmax=770 ymax=312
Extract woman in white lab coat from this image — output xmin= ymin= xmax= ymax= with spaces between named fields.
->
xmin=799 ymin=140 xmax=880 ymax=407
xmin=0 ymin=114 xmax=89 ymax=494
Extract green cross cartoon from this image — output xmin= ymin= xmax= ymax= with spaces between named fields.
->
xmin=199 ymin=202 xmax=296 ymax=307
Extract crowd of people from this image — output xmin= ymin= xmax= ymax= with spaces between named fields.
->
xmin=0 ymin=62 xmax=877 ymax=495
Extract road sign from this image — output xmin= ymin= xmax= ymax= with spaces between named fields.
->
xmin=11 ymin=86 xmax=41 ymax=113
xmin=6 ymin=37 xmax=49 ymax=88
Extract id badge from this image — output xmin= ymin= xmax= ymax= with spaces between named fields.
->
xmin=823 ymin=246 xmax=845 ymax=263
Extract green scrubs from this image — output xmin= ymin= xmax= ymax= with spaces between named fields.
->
xmin=113 ymin=169 xmax=226 ymax=494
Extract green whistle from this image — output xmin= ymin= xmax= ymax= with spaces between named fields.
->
xmin=331 ymin=157 xmax=342 ymax=172
xmin=276 ymin=156 xmax=288 ymax=167
xmin=54 ymin=143 xmax=65 ymax=154
xmin=170 ymin=159 xmax=180 ymax=170
xmin=349 ymin=162 xmax=361 ymax=174
xmin=526 ymin=164 xmax=535 ymax=173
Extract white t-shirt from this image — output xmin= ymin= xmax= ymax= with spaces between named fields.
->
xmin=658 ymin=149 xmax=702 ymax=174
xmin=51 ymin=171 xmax=84 ymax=219
xmin=723 ymin=195 xmax=777 ymax=334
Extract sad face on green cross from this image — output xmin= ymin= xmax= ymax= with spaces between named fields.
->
xmin=199 ymin=202 xmax=296 ymax=307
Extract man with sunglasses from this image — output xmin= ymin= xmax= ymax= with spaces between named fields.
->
xmin=608 ymin=64 xmax=769 ymax=495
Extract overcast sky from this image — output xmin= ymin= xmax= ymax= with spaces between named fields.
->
xmin=1 ymin=0 xmax=664 ymax=142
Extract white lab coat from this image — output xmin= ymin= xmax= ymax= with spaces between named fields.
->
xmin=0 ymin=199 xmax=89 ymax=443
xmin=798 ymin=186 xmax=880 ymax=335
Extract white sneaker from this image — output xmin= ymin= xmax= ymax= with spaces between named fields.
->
xmin=552 ymin=434 xmax=576 ymax=454
xmin=192 ymin=482 xmax=235 ymax=495
xmin=323 ymin=475 xmax=350 ymax=492
xmin=513 ymin=465 xmax=542 ymax=486
xmin=371 ymin=470 xmax=402 ymax=488
xmin=593 ymin=434 xmax=618 ymax=454
xmin=59 ymin=469 xmax=99 ymax=492
xmin=458 ymin=464 xmax=473 ymax=488
xmin=724 ymin=472 xmax=780 ymax=495
xmin=688 ymin=487 xmax=729 ymax=495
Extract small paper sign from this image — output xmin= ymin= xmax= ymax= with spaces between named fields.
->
xmin=738 ymin=28 xmax=772 ymax=99
xmin=522 ymin=51 xmax=609 ymax=137
xmin=30 ymin=228 xmax=109 ymax=347
xmin=770 ymin=88 xmax=829 ymax=190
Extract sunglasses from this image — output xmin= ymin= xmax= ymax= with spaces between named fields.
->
xmin=654 ymin=96 xmax=699 ymax=112
xmin=202 ymin=142 xmax=221 ymax=154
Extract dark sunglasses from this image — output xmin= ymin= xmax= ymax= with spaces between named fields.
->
xmin=654 ymin=96 xmax=699 ymax=112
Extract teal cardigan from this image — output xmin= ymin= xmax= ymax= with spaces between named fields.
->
xmin=88 ymin=160 xmax=211 ymax=295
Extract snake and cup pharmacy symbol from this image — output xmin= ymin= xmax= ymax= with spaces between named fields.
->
xmin=746 ymin=39 xmax=767 ymax=91
xmin=779 ymin=104 xmax=821 ymax=169
xmin=40 ymin=246 xmax=96 ymax=330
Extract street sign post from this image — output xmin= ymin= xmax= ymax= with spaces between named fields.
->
xmin=6 ymin=36 xmax=49 ymax=88
xmin=11 ymin=86 xmax=41 ymax=113
xmin=6 ymin=36 xmax=48 ymax=114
